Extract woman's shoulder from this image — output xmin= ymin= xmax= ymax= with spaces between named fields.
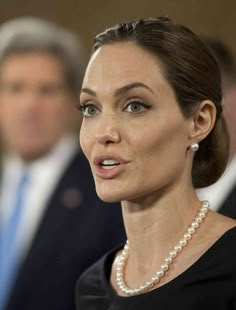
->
xmin=197 ymin=211 xmax=236 ymax=269
xmin=197 ymin=211 xmax=236 ymax=258
xmin=76 ymin=244 xmax=122 ymax=299
xmin=206 ymin=211 xmax=236 ymax=242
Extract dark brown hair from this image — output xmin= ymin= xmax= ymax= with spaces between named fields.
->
xmin=92 ymin=17 xmax=229 ymax=188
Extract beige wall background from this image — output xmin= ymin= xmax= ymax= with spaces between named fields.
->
xmin=0 ymin=0 xmax=235 ymax=60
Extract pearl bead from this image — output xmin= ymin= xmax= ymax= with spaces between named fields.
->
xmin=195 ymin=216 xmax=203 ymax=223
xmin=169 ymin=250 xmax=177 ymax=258
xmin=203 ymin=201 xmax=209 ymax=207
xmin=199 ymin=212 xmax=206 ymax=218
xmin=152 ymin=276 xmax=159 ymax=283
xmin=161 ymin=264 xmax=169 ymax=271
xmin=165 ymin=257 xmax=173 ymax=264
xmin=201 ymin=206 xmax=208 ymax=212
xmin=188 ymin=227 xmax=195 ymax=234
xmin=157 ymin=270 xmax=164 ymax=278
xmin=174 ymin=245 xmax=182 ymax=252
xmin=146 ymin=281 xmax=154 ymax=288
xmin=184 ymin=233 xmax=191 ymax=240
xmin=180 ymin=239 xmax=187 ymax=246
xmin=191 ymin=221 xmax=199 ymax=229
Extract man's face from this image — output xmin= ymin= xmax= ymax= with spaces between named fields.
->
xmin=0 ymin=52 xmax=77 ymax=161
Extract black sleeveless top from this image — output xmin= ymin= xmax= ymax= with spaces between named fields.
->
xmin=76 ymin=227 xmax=236 ymax=310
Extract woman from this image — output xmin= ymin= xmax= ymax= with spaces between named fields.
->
xmin=76 ymin=17 xmax=236 ymax=309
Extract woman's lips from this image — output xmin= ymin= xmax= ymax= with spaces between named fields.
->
xmin=93 ymin=155 xmax=129 ymax=179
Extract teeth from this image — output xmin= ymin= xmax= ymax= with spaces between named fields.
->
xmin=101 ymin=159 xmax=119 ymax=165
xmin=102 ymin=165 xmax=116 ymax=169
xmin=101 ymin=159 xmax=120 ymax=169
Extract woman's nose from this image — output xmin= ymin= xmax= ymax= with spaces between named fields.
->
xmin=95 ymin=114 xmax=121 ymax=145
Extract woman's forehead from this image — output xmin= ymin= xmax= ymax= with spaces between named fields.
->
xmin=83 ymin=42 xmax=167 ymax=91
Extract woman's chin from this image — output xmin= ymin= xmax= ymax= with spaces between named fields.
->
xmin=96 ymin=187 xmax=124 ymax=203
xmin=97 ymin=193 xmax=122 ymax=203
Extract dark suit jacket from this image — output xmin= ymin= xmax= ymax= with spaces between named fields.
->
xmin=5 ymin=151 xmax=126 ymax=310
xmin=218 ymin=183 xmax=236 ymax=219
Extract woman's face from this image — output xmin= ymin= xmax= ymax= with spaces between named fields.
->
xmin=80 ymin=42 xmax=192 ymax=203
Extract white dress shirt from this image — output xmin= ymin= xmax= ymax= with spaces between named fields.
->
xmin=197 ymin=155 xmax=236 ymax=211
xmin=0 ymin=133 xmax=79 ymax=263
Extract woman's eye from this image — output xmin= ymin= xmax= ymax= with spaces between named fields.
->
xmin=125 ymin=101 xmax=150 ymax=113
xmin=79 ymin=104 xmax=99 ymax=117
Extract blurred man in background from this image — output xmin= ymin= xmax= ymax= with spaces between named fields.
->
xmin=197 ymin=38 xmax=236 ymax=217
xmin=0 ymin=17 xmax=125 ymax=310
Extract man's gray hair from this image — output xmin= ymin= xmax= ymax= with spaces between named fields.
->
xmin=0 ymin=16 xmax=85 ymax=94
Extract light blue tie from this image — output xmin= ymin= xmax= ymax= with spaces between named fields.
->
xmin=0 ymin=170 xmax=29 ymax=310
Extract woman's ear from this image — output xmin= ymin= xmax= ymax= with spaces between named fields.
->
xmin=189 ymin=100 xmax=217 ymax=142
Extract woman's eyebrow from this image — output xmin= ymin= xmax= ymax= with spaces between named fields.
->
xmin=80 ymin=82 xmax=154 ymax=98
xmin=80 ymin=87 xmax=96 ymax=96
xmin=114 ymin=82 xmax=154 ymax=96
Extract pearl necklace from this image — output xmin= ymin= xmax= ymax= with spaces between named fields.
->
xmin=116 ymin=200 xmax=210 ymax=296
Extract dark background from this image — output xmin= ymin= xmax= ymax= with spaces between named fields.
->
xmin=0 ymin=0 xmax=235 ymax=60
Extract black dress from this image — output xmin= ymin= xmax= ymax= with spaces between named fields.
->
xmin=76 ymin=227 xmax=236 ymax=310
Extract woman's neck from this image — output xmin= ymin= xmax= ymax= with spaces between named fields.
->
xmin=121 ymin=186 xmax=201 ymax=268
